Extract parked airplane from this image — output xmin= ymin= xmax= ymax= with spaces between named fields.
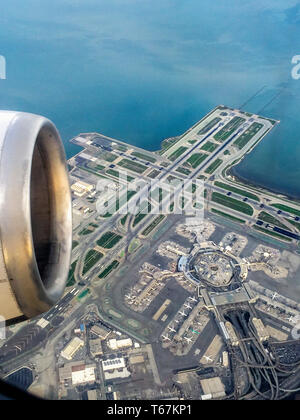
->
xmin=168 ymin=326 xmax=176 ymax=333
xmin=184 ymin=303 xmax=192 ymax=309
xmin=271 ymin=292 xmax=278 ymax=300
xmin=204 ymin=355 xmax=213 ymax=362
xmin=286 ymin=315 xmax=297 ymax=324
xmin=161 ymin=335 xmax=171 ymax=341
xmin=179 ymin=311 xmax=187 ymax=317
xmin=184 ymin=337 xmax=192 ymax=343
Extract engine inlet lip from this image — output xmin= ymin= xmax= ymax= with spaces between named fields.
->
xmin=0 ymin=111 xmax=72 ymax=319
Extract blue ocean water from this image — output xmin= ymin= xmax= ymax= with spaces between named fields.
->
xmin=1 ymin=1 xmax=300 ymax=196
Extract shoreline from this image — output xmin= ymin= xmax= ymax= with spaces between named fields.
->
xmin=230 ymin=165 xmax=300 ymax=204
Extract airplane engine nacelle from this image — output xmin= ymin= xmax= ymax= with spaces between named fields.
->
xmin=0 ymin=111 xmax=72 ymax=323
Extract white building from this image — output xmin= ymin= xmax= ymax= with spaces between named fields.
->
xmin=61 ymin=337 xmax=84 ymax=360
xmin=108 ymin=338 xmax=133 ymax=350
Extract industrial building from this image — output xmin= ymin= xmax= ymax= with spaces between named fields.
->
xmin=224 ymin=322 xmax=239 ymax=346
xmin=72 ymin=365 xmax=96 ymax=385
xmin=252 ymin=318 xmax=269 ymax=342
xmin=102 ymin=357 xmax=131 ymax=381
xmin=71 ymin=180 xmax=95 ymax=197
xmin=102 ymin=358 xmax=126 ymax=371
xmin=200 ymin=377 xmax=226 ymax=400
xmin=108 ymin=338 xmax=133 ymax=350
xmin=222 ymin=351 xmax=229 ymax=368
xmin=87 ymin=390 xmax=98 ymax=400
xmin=61 ymin=337 xmax=84 ymax=360
xmin=104 ymin=368 xmax=131 ymax=381
xmin=90 ymin=324 xmax=111 ymax=340
xmin=89 ymin=338 xmax=103 ymax=357
xmin=59 ymin=361 xmax=96 ymax=386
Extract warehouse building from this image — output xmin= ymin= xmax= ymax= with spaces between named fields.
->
xmin=89 ymin=338 xmax=103 ymax=357
xmin=71 ymin=181 xmax=95 ymax=197
xmin=90 ymin=324 xmax=111 ymax=340
xmin=102 ymin=357 xmax=131 ymax=381
xmin=61 ymin=337 xmax=84 ymax=360
xmin=108 ymin=338 xmax=133 ymax=350
xmin=59 ymin=361 xmax=96 ymax=386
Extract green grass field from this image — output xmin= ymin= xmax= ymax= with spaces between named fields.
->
xmin=79 ymin=223 xmax=100 ymax=236
xmin=160 ymin=137 xmax=181 ymax=153
xmin=253 ymin=225 xmax=292 ymax=242
xmin=78 ymin=227 xmax=93 ymax=236
xmin=117 ymin=158 xmax=148 ymax=174
xmin=89 ymin=163 xmax=105 ymax=172
xmin=97 ymin=231 xmax=123 ymax=249
xmin=82 ymin=250 xmax=103 ymax=275
xmin=205 ymin=158 xmax=223 ymax=174
xmin=176 ymin=166 xmax=191 ymax=175
xmin=258 ymin=211 xmax=291 ymax=231
xmin=214 ymin=116 xmax=245 ymax=142
xmin=211 ymin=208 xmax=245 ymax=223
xmin=200 ymin=141 xmax=219 ymax=152
xmin=212 ymin=192 xmax=253 ymax=215
xmin=102 ymin=152 xmax=118 ymax=162
xmin=77 ymin=289 xmax=90 ymax=300
xmin=286 ymin=219 xmax=300 ymax=232
xmin=197 ymin=117 xmax=221 ymax=135
xmin=115 ymin=144 xmax=128 ymax=152
xmin=67 ymin=260 xmax=77 ymax=287
xmin=131 ymin=151 xmax=156 ymax=163
xmin=77 ymin=165 xmax=112 ymax=179
xmin=141 ymin=215 xmax=166 ymax=236
xmin=120 ymin=214 xmax=128 ymax=226
xmin=214 ymin=181 xmax=259 ymax=201
xmin=168 ymin=146 xmax=188 ymax=161
xmin=148 ymin=169 xmax=160 ymax=179
xmin=133 ymin=201 xmax=151 ymax=227
xmin=233 ymin=122 xmax=263 ymax=149
xmin=106 ymin=168 xmax=135 ymax=181
xmin=271 ymin=203 xmax=300 ymax=217
xmin=98 ymin=260 xmax=120 ymax=279
xmin=186 ymin=153 xmax=208 ymax=168
xmin=129 ymin=239 xmax=141 ymax=253
xmin=186 ymin=183 xmax=198 ymax=193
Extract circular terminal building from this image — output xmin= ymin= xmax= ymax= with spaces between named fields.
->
xmin=178 ymin=242 xmax=248 ymax=292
